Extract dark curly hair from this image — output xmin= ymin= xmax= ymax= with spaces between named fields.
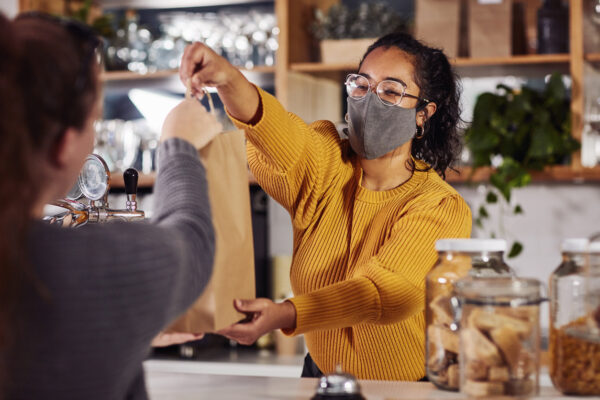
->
xmin=359 ymin=32 xmax=463 ymax=179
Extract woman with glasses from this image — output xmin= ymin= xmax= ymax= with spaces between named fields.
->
xmin=181 ymin=32 xmax=471 ymax=381
xmin=0 ymin=13 xmax=221 ymax=399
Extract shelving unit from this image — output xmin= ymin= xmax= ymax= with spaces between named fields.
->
xmin=276 ymin=0 xmax=599 ymax=184
xmin=445 ymin=165 xmax=600 ymax=184
xmin=585 ymin=53 xmax=600 ymax=62
xmin=101 ymin=66 xmax=276 ymax=82
xmin=290 ymin=54 xmax=572 ymax=73
xmin=20 ymin=0 xmax=600 ymax=185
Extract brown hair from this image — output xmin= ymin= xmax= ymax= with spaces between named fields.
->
xmin=0 ymin=11 xmax=100 ymax=381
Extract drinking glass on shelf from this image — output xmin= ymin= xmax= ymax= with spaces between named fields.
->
xmin=94 ymin=120 xmax=141 ymax=173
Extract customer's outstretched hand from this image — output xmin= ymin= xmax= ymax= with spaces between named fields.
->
xmin=151 ymin=332 xmax=204 ymax=347
xmin=160 ymin=98 xmax=222 ymax=149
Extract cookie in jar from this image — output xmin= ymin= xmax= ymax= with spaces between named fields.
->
xmin=425 ymin=239 xmax=514 ymax=391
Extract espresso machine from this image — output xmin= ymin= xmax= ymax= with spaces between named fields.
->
xmin=44 ymin=154 xmax=144 ymax=227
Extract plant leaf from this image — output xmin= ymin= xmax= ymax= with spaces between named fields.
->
xmin=479 ymin=205 xmax=489 ymax=219
xmin=508 ymin=241 xmax=523 ymax=258
xmin=486 ymin=191 xmax=498 ymax=204
xmin=514 ymin=204 xmax=524 ymax=215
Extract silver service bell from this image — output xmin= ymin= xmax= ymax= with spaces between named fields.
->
xmin=311 ymin=367 xmax=365 ymax=400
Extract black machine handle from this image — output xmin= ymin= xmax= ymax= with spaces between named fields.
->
xmin=123 ymin=168 xmax=139 ymax=196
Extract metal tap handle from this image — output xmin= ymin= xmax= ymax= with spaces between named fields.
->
xmin=124 ymin=168 xmax=139 ymax=212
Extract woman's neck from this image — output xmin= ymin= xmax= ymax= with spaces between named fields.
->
xmin=359 ymin=146 xmax=413 ymax=191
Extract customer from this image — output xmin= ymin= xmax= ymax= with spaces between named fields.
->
xmin=181 ymin=32 xmax=472 ymax=381
xmin=0 ymin=12 xmax=220 ymax=399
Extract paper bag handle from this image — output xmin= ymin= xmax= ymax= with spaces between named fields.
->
xmin=185 ymin=78 xmax=215 ymax=116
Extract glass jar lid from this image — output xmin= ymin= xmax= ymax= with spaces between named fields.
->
xmin=435 ymin=239 xmax=507 ymax=253
xmin=561 ymin=238 xmax=589 ymax=253
xmin=455 ymin=277 xmax=545 ymax=306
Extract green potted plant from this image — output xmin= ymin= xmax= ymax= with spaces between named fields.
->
xmin=312 ymin=2 xmax=408 ymax=64
xmin=465 ymin=72 xmax=580 ymax=257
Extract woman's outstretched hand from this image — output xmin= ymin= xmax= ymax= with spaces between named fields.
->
xmin=179 ymin=42 xmax=260 ymax=123
xmin=217 ymin=298 xmax=297 ymax=345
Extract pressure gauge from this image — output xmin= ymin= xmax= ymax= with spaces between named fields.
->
xmin=65 ymin=181 xmax=82 ymax=201
xmin=78 ymin=154 xmax=110 ymax=201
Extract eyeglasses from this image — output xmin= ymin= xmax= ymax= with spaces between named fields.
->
xmin=344 ymin=73 xmax=429 ymax=108
xmin=16 ymin=12 xmax=102 ymax=93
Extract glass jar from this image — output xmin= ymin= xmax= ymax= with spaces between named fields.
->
xmin=549 ymin=239 xmax=600 ymax=395
xmin=425 ymin=239 xmax=514 ymax=391
xmin=455 ymin=277 xmax=544 ymax=398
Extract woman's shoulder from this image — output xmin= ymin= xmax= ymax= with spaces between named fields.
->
xmin=409 ymin=162 xmax=469 ymax=210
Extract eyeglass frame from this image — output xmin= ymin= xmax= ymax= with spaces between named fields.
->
xmin=344 ymin=73 xmax=430 ymax=109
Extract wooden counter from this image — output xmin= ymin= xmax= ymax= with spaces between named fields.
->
xmin=144 ymin=360 xmax=580 ymax=400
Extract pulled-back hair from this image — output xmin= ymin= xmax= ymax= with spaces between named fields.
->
xmin=360 ymin=32 xmax=462 ymax=179
xmin=0 ymin=12 xmax=100 ymax=382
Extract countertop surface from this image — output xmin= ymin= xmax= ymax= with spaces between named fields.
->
xmin=144 ymin=360 xmax=582 ymax=400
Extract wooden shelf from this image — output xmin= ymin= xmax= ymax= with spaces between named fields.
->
xmin=289 ymin=54 xmax=571 ymax=74
xmin=585 ymin=53 xmax=600 ymax=62
xmin=109 ymin=166 xmax=600 ymax=189
xmin=290 ymin=62 xmax=356 ymax=72
xmin=446 ymin=165 xmax=600 ymax=184
xmin=110 ymin=171 xmax=259 ymax=189
xmin=101 ymin=69 xmax=179 ymax=81
xmin=453 ymin=53 xmax=570 ymax=67
xmin=101 ymin=66 xmax=276 ymax=82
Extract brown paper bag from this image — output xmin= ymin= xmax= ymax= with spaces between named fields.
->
xmin=168 ymin=129 xmax=256 ymax=333
xmin=415 ymin=0 xmax=462 ymax=58
xmin=469 ymin=0 xmax=512 ymax=58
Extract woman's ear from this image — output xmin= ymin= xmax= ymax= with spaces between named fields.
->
xmin=50 ymin=127 xmax=93 ymax=170
xmin=416 ymin=102 xmax=437 ymax=127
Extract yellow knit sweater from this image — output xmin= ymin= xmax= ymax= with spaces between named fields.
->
xmin=231 ymin=88 xmax=472 ymax=381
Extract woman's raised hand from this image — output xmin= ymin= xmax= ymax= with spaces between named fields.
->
xmin=179 ymin=42 xmax=239 ymax=97
xmin=179 ymin=42 xmax=260 ymax=124
xmin=160 ymin=98 xmax=223 ymax=149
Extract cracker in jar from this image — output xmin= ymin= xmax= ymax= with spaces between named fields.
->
xmin=463 ymin=379 xmax=505 ymax=397
xmin=488 ymin=366 xmax=510 ymax=382
xmin=464 ymin=359 xmax=489 ymax=381
xmin=462 ymin=327 xmax=504 ymax=367
xmin=469 ymin=308 xmax=532 ymax=338
xmin=428 ymin=325 xmax=459 ymax=354
xmin=490 ymin=326 xmax=525 ymax=373
xmin=430 ymin=294 xmax=454 ymax=327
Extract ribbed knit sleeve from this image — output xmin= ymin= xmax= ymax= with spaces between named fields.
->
xmin=284 ymin=194 xmax=471 ymax=335
xmin=229 ymin=87 xmax=344 ymax=228
xmin=12 ymin=138 xmax=215 ymax=400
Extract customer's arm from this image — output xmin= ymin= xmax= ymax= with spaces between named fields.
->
xmin=66 ymin=100 xmax=221 ymax=344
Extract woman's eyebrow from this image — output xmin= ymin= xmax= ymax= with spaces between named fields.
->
xmin=358 ymin=72 xmax=408 ymax=87
xmin=384 ymin=77 xmax=408 ymax=87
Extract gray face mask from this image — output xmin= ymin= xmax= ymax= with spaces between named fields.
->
xmin=346 ymin=91 xmax=417 ymax=160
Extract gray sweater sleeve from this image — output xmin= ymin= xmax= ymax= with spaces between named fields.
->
xmin=28 ymin=137 xmax=215 ymax=345
xmin=13 ymin=138 xmax=215 ymax=400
